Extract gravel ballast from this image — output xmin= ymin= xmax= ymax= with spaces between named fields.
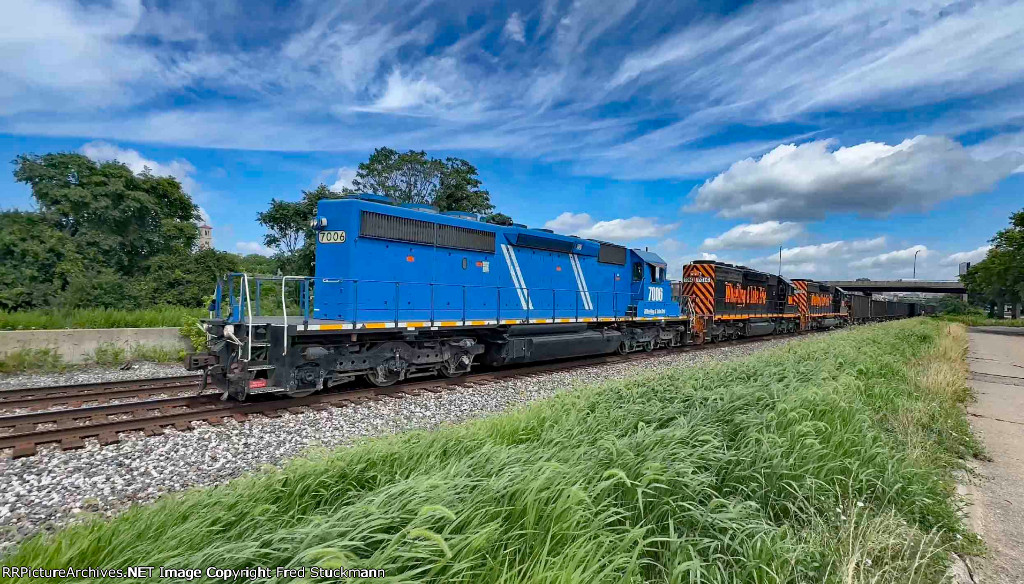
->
xmin=0 ymin=336 xmax=816 ymax=551
xmin=0 ymin=363 xmax=191 ymax=392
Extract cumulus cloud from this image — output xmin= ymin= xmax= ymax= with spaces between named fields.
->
xmin=701 ymin=221 xmax=803 ymax=250
xmin=330 ymin=167 xmax=358 ymax=191
xmin=236 ymin=241 xmax=275 ymax=256
xmin=503 ymin=12 xmax=526 ymax=43
xmin=80 ymin=140 xmax=198 ymax=194
xmin=940 ymin=245 xmax=991 ymax=266
xmin=543 ymin=212 xmax=678 ymax=242
xmin=849 ymin=245 xmax=929 ymax=270
xmin=690 ymin=136 xmax=1024 ymax=221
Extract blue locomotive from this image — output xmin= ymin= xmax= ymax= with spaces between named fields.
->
xmin=188 ymin=194 xmax=690 ymax=399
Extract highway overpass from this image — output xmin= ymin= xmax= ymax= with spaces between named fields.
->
xmin=825 ymin=280 xmax=966 ymax=294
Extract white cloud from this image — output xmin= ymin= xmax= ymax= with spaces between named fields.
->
xmin=655 ymin=237 xmax=686 ymax=277
xmin=79 ymin=140 xmax=198 ymax=194
xmin=850 ymin=245 xmax=929 ymax=270
xmin=330 ymin=167 xmax=358 ymax=191
xmin=543 ymin=212 xmax=678 ymax=242
xmin=940 ymin=245 xmax=991 ymax=266
xmin=236 ymin=241 xmax=275 ymax=257
xmin=503 ymin=12 xmax=526 ymax=43
xmin=690 ymin=136 xmax=1024 ymax=221
xmin=699 ymin=252 xmax=718 ymax=261
xmin=701 ymin=221 xmax=804 ymax=250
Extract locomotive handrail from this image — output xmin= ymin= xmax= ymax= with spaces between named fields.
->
xmin=217 ymin=273 xmax=655 ymax=329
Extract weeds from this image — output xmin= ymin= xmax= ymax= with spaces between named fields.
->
xmin=0 ymin=307 xmax=206 ymax=331
xmin=89 ymin=343 xmax=185 ymax=366
xmin=0 ymin=348 xmax=66 ymax=373
xmin=2 ymin=320 xmax=978 ymax=582
xmin=0 ymin=343 xmax=184 ymax=373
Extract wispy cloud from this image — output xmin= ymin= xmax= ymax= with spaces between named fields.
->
xmin=2 ymin=0 xmax=1024 ymax=184
xmin=503 ymin=12 xmax=526 ymax=43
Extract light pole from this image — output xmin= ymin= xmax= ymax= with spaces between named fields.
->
xmin=913 ymin=249 xmax=920 ymax=279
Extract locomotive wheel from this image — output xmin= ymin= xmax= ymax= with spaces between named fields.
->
xmin=365 ymin=367 xmax=401 ymax=387
xmin=440 ymin=362 xmax=466 ymax=378
xmin=617 ymin=341 xmax=629 ymax=355
xmin=285 ymin=387 xmax=319 ymax=398
xmin=644 ymin=341 xmax=654 ymax=352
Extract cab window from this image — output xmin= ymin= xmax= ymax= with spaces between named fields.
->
xmin=632 ymin=262 xmax=644 ymax=282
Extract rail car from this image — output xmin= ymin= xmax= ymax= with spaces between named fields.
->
xmin=186 ymin=193 xmax=927 ymax=400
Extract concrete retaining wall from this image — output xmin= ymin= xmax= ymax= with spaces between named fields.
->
xmin=0 ymin=328 xmax=188 ymax=364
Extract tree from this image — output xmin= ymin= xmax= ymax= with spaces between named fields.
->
xmin=482 ymin=212 xmax=514 ymax=226
xmin=434 ymin=157 xmax=493 ymax=214
xmin=258 ymin=184 xmax=338 ymax=275
xmin=962 ymin=208 xmax=1024 ymax=317
xmin=13 ymin=153 xmax=199 ymax=277
xmin=349 ymin=147 xmax=495 ymax=214
xmin=0 ymin=211 xmax=83 ymax=311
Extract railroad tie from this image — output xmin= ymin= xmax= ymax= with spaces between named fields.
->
xmin=12 ymin=442 xmax=37 ymax=458
xmin=60 ymin=437 xmax=85 ymax=451
xmin=97 ymin=432 xmax=119 ymax=446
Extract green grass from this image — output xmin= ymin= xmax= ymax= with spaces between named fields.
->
xmin=0 ymin=307 xmax=207 ymax=331
xmin=934 ymin=314 xmax=1024 ymax=327
xmin=2 ymin=320 xmax=980 ymax=583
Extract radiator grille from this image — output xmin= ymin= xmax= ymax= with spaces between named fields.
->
xmin=360 ymin=211 xmax=495 ymax=253
xmin=598 ymin=243 xmax=627 ymax=265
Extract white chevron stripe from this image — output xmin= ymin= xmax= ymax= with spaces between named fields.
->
xmin=500 ymin=244 xmax=528 ymax=310
xmin=575 ymin=254 xmax=593 ymax=310
xmin=506 ymin=244 xmax=534 ymax=309
xmin=568 ymin=254 xmax=593 ymax=310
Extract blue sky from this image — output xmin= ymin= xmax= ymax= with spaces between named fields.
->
xmin=2 ymin=0 xmax=1023 ymax=279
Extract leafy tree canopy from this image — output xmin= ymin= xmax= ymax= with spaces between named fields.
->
xmin=258 ymin=149 xmax=510 ymax=275
xmin=350 ymin=147 xmax=495 ymax=214
xmin=962 ymin=208 xmax=1024 ymax=316
xmin=13 ymin=153 xmax=199 ymax=276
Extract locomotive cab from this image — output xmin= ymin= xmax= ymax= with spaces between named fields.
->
xmin=630 ymin=250 xmax=679 ymax=320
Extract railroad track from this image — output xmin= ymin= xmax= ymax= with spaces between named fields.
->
xmin=0 ymin=375 xmax=203 ymax=410
xmin=0 ymin=332 xmax=821 ymax=459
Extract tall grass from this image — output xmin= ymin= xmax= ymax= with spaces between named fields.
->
xmin=933 ymin=314 xmax=1024 ymax=327
xmin=0 ymin=307 xmax=206 ymax=331
xmin=2 ymin=320 xmax=979 ymax=582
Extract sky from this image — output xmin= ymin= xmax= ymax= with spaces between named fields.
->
xmin=1 ymin=0 xmax=1023 ymax=280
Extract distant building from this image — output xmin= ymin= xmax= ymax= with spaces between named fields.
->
xmin=958 ymin=261 xmax=971 ymax=275
xmin=198 ymin=224 xmax=213 ymax=250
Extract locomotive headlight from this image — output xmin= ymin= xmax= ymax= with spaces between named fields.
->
xmin=309 ymin=217 xmax=327 ymax=229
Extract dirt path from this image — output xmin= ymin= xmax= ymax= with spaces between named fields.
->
xmin=962 ymin=327 xmax=1024 ymax=583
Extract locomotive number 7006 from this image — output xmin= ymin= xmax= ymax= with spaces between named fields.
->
xmin=317 ymin=231 xmax=347 ymax=244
